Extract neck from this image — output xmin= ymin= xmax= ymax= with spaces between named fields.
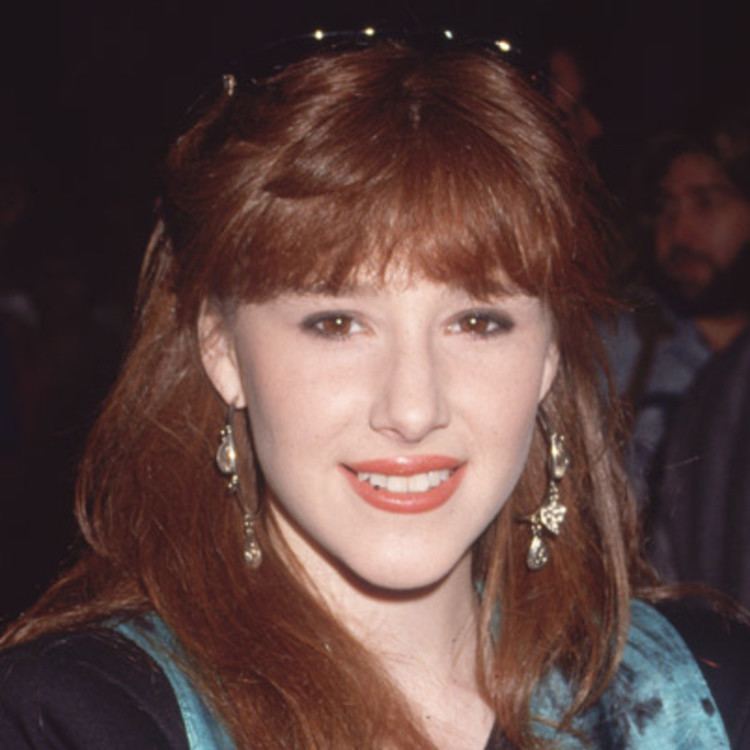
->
xmin=282 ymin=534 xmax=495 ymax=748
xmin=332 ymin=555 xmax=492 ymax=748
xmin=271 ymin=504 xmax=481 ymax=675
xmin=695 ymin=312 xmax=749 ymax=351
xmin=318 ymin=553 xmax=480 ymax=675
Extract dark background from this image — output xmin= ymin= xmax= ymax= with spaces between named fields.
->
xmin=1 ymin=0 xmax=749 ymax=620
xmin=4 ymin=0 xmax=749 ymax=319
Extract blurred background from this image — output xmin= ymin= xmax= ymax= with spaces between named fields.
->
xmin=2 ymin=0 xmax=750 ymax=621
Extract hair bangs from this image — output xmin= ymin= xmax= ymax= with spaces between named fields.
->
xmin=199 ymin=50 xmax=588 ymax=308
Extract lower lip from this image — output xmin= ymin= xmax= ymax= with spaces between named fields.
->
xmin=341 ymin=464 xmax=466 ymax=514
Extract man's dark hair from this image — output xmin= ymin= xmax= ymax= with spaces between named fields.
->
xmin=638 ymin=109 xmax=750 ymax=212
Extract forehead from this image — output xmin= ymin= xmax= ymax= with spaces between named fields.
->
xmin=326 ymin=251 xmax=518 ymax=297
xmin=660 ymin=152 xmax=732 ymax=194
xmin=549 ymin=50 xmax=585 ymax=104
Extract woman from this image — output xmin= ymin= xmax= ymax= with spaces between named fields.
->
xmin=0 ymin=34 xmax=733 ymax=748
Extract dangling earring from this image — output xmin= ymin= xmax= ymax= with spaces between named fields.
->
xmin=522 ymin=426 xmax=570 ymax=571
xmin=216 ymin=405 xmax=263 ymax=569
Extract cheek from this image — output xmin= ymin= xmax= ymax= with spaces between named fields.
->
xmin=481 ymin=379 xmax=539 ymax=466
xmin=240 ymin=348 xmax=364 ymax=470
xmin=710 ymin=211 xmax=750 ymax=265
xmin=654 ymin=222 xmax=673 ymax=257
xmin=452 ymin=347 xmax=547 ymax=452
xmin=447 ymin=367 xmax=540 ymax=531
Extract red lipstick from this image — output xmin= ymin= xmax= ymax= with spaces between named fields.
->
xmin=341 ymin=456 xmax=465 ymax=514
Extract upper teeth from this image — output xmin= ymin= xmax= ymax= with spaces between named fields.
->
xmin=356 ymin=469 xmax=452 ymax=493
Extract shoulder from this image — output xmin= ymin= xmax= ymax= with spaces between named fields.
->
xmin=664 ymin=323 xmax=750 ymax=438
xmin=589 ymin=600 xmax=745 ymax=749
xmin=688 ymin=325 xmax=750 ymax=392
xmin=0 ymin=626 xmax=188 ymax=749
xmin=656 ymin=599 xmax=750 ymax=750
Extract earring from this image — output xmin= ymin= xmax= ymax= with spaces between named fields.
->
xmin=216 ymin=419 xmax=239 ymax=492
xmin=522 ymin=429 xmax=570 ymax=571
xmin=216 ymin=406 xmax=263 ymax=569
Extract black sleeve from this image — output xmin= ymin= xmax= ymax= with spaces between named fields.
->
xmin=0 ymin=629 xmax=189 ymax=749
xmin=657 ymin=600 xmax=750 ymax=750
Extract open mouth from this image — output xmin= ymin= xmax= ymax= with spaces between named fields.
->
xmin=354 ymin=469 xmax=453 ymax=493
xmin=341 ymin=459 xmax=465 ymax=513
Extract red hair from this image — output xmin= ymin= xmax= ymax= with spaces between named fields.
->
xmin=4 ymin=42 xmax=647 ymax=748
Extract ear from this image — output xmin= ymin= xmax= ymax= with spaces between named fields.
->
xmin=538 ymin=340 xmax=560 ymax=404
xmin=198 ymin=304 xmax=247 ymax=408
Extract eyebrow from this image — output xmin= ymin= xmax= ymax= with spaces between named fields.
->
xmin=659 ymin=182 xmax=739 ymax=201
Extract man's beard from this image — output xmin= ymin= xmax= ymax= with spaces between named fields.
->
xmin=651 ymin=243 xmax=750 ymax=318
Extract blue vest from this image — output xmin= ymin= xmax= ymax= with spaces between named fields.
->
xmin=115 ymin=618 xmax=235 ymax=749
xmin=115 ymin=600 xmax=729 ymax=748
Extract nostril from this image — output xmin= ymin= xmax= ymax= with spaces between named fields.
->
xmin=368 ymin=339 xmax=451 ymax=441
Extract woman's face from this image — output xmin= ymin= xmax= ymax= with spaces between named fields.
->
xmin=201 ymin=274 xmax=558 ymax=594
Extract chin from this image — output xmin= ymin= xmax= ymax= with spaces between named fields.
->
xmin=336 ymin=546 xmax=471 ymax=596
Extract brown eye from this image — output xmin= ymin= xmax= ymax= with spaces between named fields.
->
xmin=317 ymin=315 xmax=352 ymax=336
xmin=302 ymin=312 xmax=364 ymax=339
xmin=450 ymin=310 xmax=513 ymax=337
xmin=460 ymin=314 xmax=492 ymax=335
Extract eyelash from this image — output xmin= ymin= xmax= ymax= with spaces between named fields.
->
xmin=301 ymin=312 xmax=364 ymax=339
xmin=301 ymin=309 xmax=514 ymax=340
xmin=448 ymin=310 xmax=514 ymax=337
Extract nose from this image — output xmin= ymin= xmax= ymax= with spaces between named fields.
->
xmin=369 ymin=336 xmax=449 ymax=443
xmin=660 ymin=202 xmax=700 ymax=251
xmin=580 ymin=106 xmax=602 ymax=145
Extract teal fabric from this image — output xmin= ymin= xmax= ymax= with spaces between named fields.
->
xmin=114 ymin=618 xmax=234 ymax=750
xmin=115 ymin=600 xmax=730 ymax=749
xmin=531 ymin=600 xmax=730 ymax=748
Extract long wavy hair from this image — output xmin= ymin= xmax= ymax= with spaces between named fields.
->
xmin=3 ymin=42 xmax=648 ymax=748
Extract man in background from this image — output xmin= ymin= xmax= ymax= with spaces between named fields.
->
xmin=604 ymin=112 xmax=750 ymax=498
xmin=650 ymin=125 xmax=750 ymax=352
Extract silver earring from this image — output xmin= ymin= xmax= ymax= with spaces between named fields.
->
xmin=522 ymin=429 xmax=569 ymax=571
xmin=216 ymin=418 xmax=239 ymax=492
xmin=216 ymin=406 xmax=263 ymax=569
